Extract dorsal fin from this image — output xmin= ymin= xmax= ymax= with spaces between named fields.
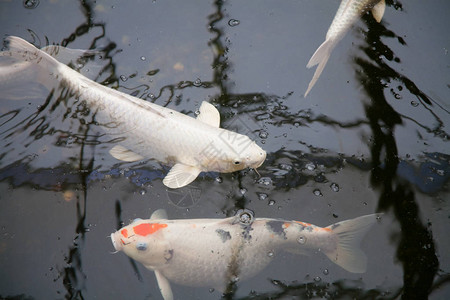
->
xmin=196 ymin=101 xmax=220 ymax=127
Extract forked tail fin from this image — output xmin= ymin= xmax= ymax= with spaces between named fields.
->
xmin=304 ymin=37 xmax=337 ymax=97
xmin=324 ymin=214 xmax=381 ymax=273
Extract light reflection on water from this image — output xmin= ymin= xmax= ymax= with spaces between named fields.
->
xmin=0 ymin=0 xmax=449 ymax=299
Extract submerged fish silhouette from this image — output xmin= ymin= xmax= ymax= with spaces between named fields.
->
xmin=0 ymin=36 xmax=266 ymax=188
xmin=111 ymin=209 xmax=382 ymax=300
xmin=305 ymin=0 xmax=386 ymax=96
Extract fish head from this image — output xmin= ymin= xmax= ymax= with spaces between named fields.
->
xmin=201 ymin=131 xmax=266 ymax=172
xmin=111 ymin=219 xmax=172 ymax=269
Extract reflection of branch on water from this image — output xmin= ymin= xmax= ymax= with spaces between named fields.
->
xmin=236 ymin=278 xmax=404 ymax=300
xmin=355 ymin=8 xmax=439 ymax=299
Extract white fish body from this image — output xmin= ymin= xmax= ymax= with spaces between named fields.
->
xmin=0 ymin=37 xmax=266 ymax=188
xmin=111 ymin=210 xmax=381 ymax=300
xmin=305 ymin=0 xmax=386 ymax=96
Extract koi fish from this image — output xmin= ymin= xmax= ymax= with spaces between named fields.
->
xmin=111 ymin=209 xmax=381 ymax=300
xmin=0 ymin=36 xmax=266 ymax=188
xmin=305 ymin=0 xmax=386 ymax=96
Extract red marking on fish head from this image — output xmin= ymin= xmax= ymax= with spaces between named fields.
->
xmin=283 ymin=222 xmax=291 ymax=229
xmin=121 ymin=228 xmax=128 ymax=238
xmin=133 ymin=223 xmax=168 ymax=236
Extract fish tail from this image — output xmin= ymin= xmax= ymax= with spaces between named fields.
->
xmin=323 ymin=214 xmax=381 ymax=273
xmin=304 ymin=38 xmax=336 ymax=97
xmin=3 ymin=36 xmax=61 ymax=70
xmin=1 ymin=36 xmax=63 ymax=90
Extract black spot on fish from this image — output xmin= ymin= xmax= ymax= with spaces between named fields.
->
xmin=266 ymin=221 xmax=287 ymax=239
xmin=241 ymin=226 xmax=253 ymax=241
xmin=164 ymin=249 xmax=173 ymax=263
xmin=216 ymin=229 xmax=232 ymax=243
xmin=331 ymin=223 xmax=340 ymax=230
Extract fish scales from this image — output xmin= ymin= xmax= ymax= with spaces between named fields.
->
xmin=1 ymin=36 xmax=266 ymax=188
xmin=111 ymin=211 xmax=381 ymax=299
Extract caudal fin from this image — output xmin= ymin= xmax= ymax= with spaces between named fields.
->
xmin=1 ymin=36 xmax=64 ymax=90
xmin=2 ymin=36 xmax=61 ymax=70
xmin=324 ymin=214 xmax=381 ymax=273
xmin=304 ymin=38 xmax=337 ymax=97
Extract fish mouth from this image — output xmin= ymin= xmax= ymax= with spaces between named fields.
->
xmin=253 ymin=150 xmax=266 ymax=169
xmin=111 ymin=232 xmax=122 ymax=251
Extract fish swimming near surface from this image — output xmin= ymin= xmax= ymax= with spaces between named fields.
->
xmin=305 ymin=0 xmax=386 ymax=96
xmin=0 ymin=36 xmax=266 ymax=188
xmin=111 ymin=209 xmax=382 ymax=300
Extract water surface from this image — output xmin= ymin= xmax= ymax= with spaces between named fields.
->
xmin=0 ymin=0 xmax=449 ymax=299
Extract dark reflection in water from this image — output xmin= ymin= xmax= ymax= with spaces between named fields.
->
xmin=356 ymin=8 xmax=440 ymax=300
xmin=1 ymin=0 xmax=449 ymax=299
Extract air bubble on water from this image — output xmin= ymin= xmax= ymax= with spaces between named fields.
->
xmin=314 ymin=276 xmax=321 ymax=282
xmin=259 ymin=130 xmax=268 ymax=139
xmin=330 ymin=183 xmax=340 ymax=192
xmin=193 ymin=78 xmax=202 ymax=87
xmin=267 ymin=251 xmax=274 ymax=257
xmin=240 ymin=188 xmax=247 ymax=195
xmin=297 ymin=236 xmax=306 ymax=244
xmin=323 ymin=269 xmax=329 ymax=275
xmin=279 ymin=163 xmax=292 ymax=171
xmin=139 ymin=189 xmax=146 ymax=195
xmin=258 ymin=177 xmax=272 ymax=186
xmin=268 ymin=199 xmax=275 ymax=206
xmin=215 ymin=177 xmax=223 ymax=183
xmin=23 ymin=0 xmax=39 ymax=9
xmin=411 ymin=101 xmax=419 ymax=107
xmin=305 ymin=162 xmax=316 ymax=171
xmin=228 ymin=19 xmax=240 ymax=27
xmin=314 ymin=173 xmax=326 ymax=183
xmin=313 ymin=189 xmax=323 ymax=197
xmin=120 ymin=75 xmax=128 ymax=82
xmin=436 ymin=169 xmax=445 ymax=176
xmin=209 ymin=288 xmax=215 ymax=293
xmin=140 ymin=56 xmax=146 ymax=61
xmin=258 ymin=193 xmax=268 ymax=201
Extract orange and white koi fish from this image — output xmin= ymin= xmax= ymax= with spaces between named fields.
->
xmin=305 ymin=0 xmax=386 ymax=96
xmin=0 ymin=36 xmax=266 ymax=188
xmin=111 ymin=209 xmax=381 ymax=300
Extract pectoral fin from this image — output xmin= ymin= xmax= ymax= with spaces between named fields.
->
xmin=196 ymin=101 xmax=220 ymax=127
xmin=109 ymin=145 xmax=145 ymax=162
xmin=163 ymin=163 xmax=201 ymax=188
xmin=154 ymin=270 xmax=173 ymax=300
xmin=371 ymin=0 xmax=385 ymax=23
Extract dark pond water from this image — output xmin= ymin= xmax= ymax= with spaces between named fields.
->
xmin=0 ymin=0 xmax=449 ymax=299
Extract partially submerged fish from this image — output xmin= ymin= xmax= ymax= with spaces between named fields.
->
xmin=305 ymin=0 xmax=386 ymax=96
xmin=111 ymin=209 xmax=381 ymax=300
xmin=0 ymin=36 xmax=266 ymax=188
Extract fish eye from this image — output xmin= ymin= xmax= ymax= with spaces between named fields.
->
xmin=136 ymin=242 xmax=148 ymax=251
xmin=234 ymin=161 xmax=241 ymax=165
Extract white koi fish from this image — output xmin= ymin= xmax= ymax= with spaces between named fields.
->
xmin=0 ymin=37 xmax=266 ymax=188
xmin=111 ymin=209 xmax=381 ymax=300
xmin=305 ymin=0 xmax=386 ymax=96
